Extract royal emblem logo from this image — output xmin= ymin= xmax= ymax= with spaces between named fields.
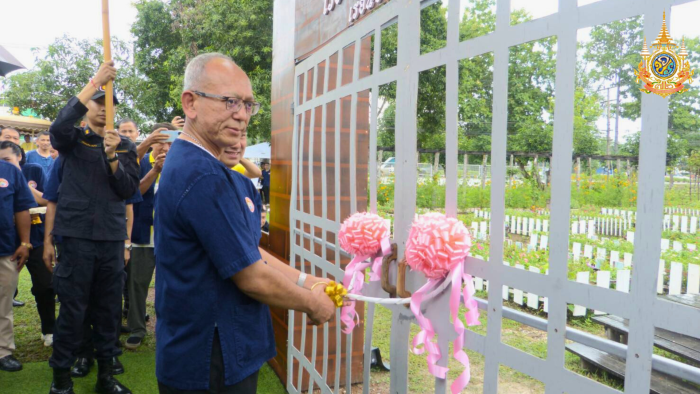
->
xmin=0 ymin=178 xmax=8 ymax=188
xmin=635 ymin=12 xmax=695 ymax=98
xmin=245 ymin=197 xmax=255 ymax=213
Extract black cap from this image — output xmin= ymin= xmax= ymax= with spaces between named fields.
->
xmin=91 ymin=89 xmax=120 ymax=105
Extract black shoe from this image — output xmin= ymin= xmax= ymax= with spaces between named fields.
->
xmin=144 ymin=314 xmax=150 ymax=322
xmin=12 ymin=299 xmax=24 ymax=307
xmin=124 ymin=336 xmax=142 ymax=350
xmin=95 ymin=360 xmax=131 ymax=394
xmin=70 ymin=357 xmax=93 ymax=378
xmin=111 ymin=357 xmax=124 ymax=375
xmin=49 ymin=367 xmax=74 ymax=393
xmin=0 ymin=355 xmax=22 ymax=372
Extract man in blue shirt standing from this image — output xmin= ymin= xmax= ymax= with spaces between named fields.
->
xmin=155 ymin=53 xmax=335 ymax=393
xmin=0 ymin=142 xmax=56 ymax=348
xmin=0 ymin=155 xmax=35 ymax=372
xmin=25 ymin=131 xmax=55 ymax=174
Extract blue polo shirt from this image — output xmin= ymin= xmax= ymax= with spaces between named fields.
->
xmin=25 ymin=150 xmax=55 ymax=173
xmin=22 ymin=163 xmax=46 ymax=247
xmin=261 ymin=169 xmax=270 ymax=187
xmin=132 ymin=153 xmax=154 ymax=245
xmin=0 ymin=161 xmax=37 ymax=256
xmin=154 ymin=139 xmax=273 ymax=390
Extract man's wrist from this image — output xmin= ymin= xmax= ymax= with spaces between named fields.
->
xmin=20 ymin=242 xmax=32 ymax=250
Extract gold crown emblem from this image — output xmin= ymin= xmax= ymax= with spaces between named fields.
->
xmin=635 ymin=12 xmax=694 ymax=98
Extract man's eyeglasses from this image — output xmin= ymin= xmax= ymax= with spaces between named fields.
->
xmin=192 ymin=91 xmax=261 ymax=116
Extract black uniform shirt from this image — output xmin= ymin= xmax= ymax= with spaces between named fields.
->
xmin=49 ymin=96 xmax=139 ymax=241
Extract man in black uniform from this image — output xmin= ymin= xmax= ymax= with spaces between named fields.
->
xmin=48 ymin=61 xmax=139 ymax=394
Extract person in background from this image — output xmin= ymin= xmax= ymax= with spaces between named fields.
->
xmin=260 ymin=161 xmax=270 ymax=205
xmin=47 ymin=61 xmax=139 ymax=394
xmin=124 ymin=122 xmax=172 ymax=350
xmin=0 ymin=148 xmax=35 ymax=372
xmin=0 ymin=142 xmax=56 ymax=347
xmin=20 ymin=134 xmax=37 ymax=152
xmin=26 ymin=131 xmax=55 ymax=173
xmin=0 ymin=129 xmax=27 ymax=308
xmin=1 ymin=128 xmax=21 ymax=145
xmin=261 ymin=209 xmax=269 ymax=233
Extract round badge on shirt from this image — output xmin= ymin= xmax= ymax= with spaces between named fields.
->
xmin=0 ymin=178 xmax=8 ymax=188
xmin=28 ymin=181 xmax=37 ymax=188
xmin=245 ymin=197 xmax=255 ymax=213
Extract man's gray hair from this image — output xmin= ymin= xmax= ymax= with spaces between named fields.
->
xmin=183 ymin=53 xmax=236 ymax=91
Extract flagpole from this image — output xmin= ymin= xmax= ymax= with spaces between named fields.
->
xmin=101 ymin=0 xmax=114 ymax=130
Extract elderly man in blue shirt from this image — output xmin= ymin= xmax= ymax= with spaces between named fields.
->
xmin=155 ymin=53 xmax=335 ymax=393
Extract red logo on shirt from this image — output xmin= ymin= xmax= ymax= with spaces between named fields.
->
xmin=245 ymin=197 xmax=255 ymax=213
xmin=0 ymin=179 xmax=8 ymax=188
xmin=28 ymin=181 xmax=37 ymax=189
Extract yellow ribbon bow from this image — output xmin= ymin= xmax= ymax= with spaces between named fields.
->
xmin=324 ymin=281 xmax=348 ymax=308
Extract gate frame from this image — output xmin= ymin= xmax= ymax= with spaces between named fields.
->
xmin=287 ymin=0 xmax=700 ymax=393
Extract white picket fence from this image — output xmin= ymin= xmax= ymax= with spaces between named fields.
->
xmin=470 ymin=260 xmax=700 ymax=316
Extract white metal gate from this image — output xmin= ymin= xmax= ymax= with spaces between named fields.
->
xmin=288 ymin=0 xmax=700 ymax=393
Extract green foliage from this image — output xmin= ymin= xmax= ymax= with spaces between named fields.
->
xmin=1 ymin=36 xmax=148 ymax=126
xmin=131 ymin=0 xmax=273 ymax=141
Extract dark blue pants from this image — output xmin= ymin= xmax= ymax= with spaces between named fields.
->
xmin=49 ymin=237 xmax=124 ymax=369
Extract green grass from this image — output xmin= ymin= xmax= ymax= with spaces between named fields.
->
xmin=6 ymin=269 xmax=286 ymax=393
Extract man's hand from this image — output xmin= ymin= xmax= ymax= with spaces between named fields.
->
xmin=43 ymin=241 xmax=56 ymax=273
xmin=104 ymin=129 xmax=121 ymax=157
xmin=308 ymin=284 xmax=336 ymax=326
xmin=153 ymin=153 xmax=167 ymax=173
xmin=124 ymin=248 xmax=131 ymax=267
xmin=143 ymin=127 xmax=170 ymax=148
xmin=11 ymin=245 xmax=30 ymax=272
xmin=171 ymin=116 xmax=185 ymax=130
xmin=93 ymin=61 xmax=117 ymax=87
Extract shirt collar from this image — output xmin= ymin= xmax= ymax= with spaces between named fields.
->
xmin=181 ymin=138 xmax=218 ymax=160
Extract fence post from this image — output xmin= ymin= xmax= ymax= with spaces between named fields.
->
xmin=433 ymin=151 xmax=440 ymax=177
xmin=576 ymin=157 xmax=581 ymax=190
xmin=481 ymin=154 xmax=488 ymax=189
xmin=377 ymin=149 xmax=383 ymax=179
xmin=462 ymin=153 xmax=468 ymax=184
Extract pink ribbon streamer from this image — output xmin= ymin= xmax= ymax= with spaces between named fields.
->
xmin=410 ymin=261 xmax=480 ymax=394
xmin=340 ymin=237 xmax=391 ymax=333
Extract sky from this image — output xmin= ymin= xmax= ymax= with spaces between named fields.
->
xmin=0 ymin=0 xmax=137 ymax=70
xmin=1 ymin=0 xmax=699 ymax=142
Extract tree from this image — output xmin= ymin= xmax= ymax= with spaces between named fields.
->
xmin=584 ymin=16 xmax=644 ymax=154
xmin=131 ymin=0 xmax=273 ymax=142
xmin=1 ymin=36 xmax=147 ymax=125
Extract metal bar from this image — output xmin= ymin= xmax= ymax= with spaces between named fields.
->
xmin=470 ymin=298 xmax=700 ymax=385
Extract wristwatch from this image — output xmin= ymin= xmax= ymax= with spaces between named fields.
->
xmin=20 ymin=242 xmax=33 ymax=250
xmin=125 ymin=243 xmax=133 ymax=251
xmin=107 ymin=153 xmax=119 ymax=163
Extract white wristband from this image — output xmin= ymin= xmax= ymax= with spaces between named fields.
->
xmin=297 ymin=272 xmax=307 ymax=287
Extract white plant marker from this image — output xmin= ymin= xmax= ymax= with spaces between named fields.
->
xmin=539 ymin=235 xmax=548 ymax=251
xmin=588 ymin=220 xmax=595 ymax=237
xmin=572 ymin=222 xmax=579 ymax=234
xmin=543 ymin=220 xmax=549 ymax=233
xmin=691 ymin=217 xmax=697 ymax=234
xmin=681 ymin=216 xmax=688 ymax=233
xmin=502 ymin=261 xmax=511 ymax=300
xmin=627 ymin=231 xmax=635 ymax=244
xmin=584 ymin=245 xmax=593 ymax=259
xmin=673 ymin=241 xmax=682 ymax=252
xmin=530 ymin=233 xmax=539 ymax=248
xmin=657 ymin=260 xmax=665 ymax=294
xmin=573 ymin=243 xmax=582 ymax=260
xmin=617 ymin=270 xmax=631 ymax=293
xmin=596 ymin=247 xmax=606 ymax=261
xmin=669 ymin=262 xmax=683 ymax=295
xmin=624 ymin=253 xmax=633 ymax=268
xmin=527 ymin=267 xmax=540 ymax=309
xmin=594 ymin=271 xmax=611 ymax=315
xmin=687 ymin=264 xmax=700 ymax=295
xmin=513 ymin=264 xmax=525 ymax=305
xmin=610 ymin=251 xmax=619 ymax=265
xmin=573 ymin=271 xmax=590 ymax=317
xmin=688 ymin=244 xmax=697 ymax=251
xmin=660 ymin=239 xmax=670 ymax=251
